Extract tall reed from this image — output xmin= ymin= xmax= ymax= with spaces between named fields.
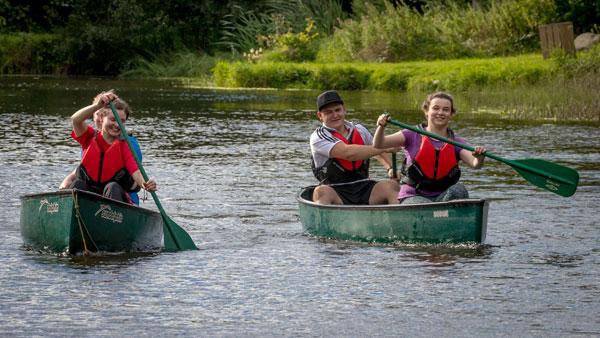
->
xmin=121 ymin=50 xmax=228 ymax=81
xmin=219 ymin=0 xmax=345 ymax=54
xmin=318 ymin=0 xmax=557 ymax=63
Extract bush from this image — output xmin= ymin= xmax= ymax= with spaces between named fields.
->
xmin=0 ymin=33 xmax=65 ymax=74
xmin=211 ymin=54 xmax=555 ymax=91
xmin=367 ymin=68 xmax=409 ymax=91
xmin=406 ymin=55 xmax=553 ymax=91
xmin=213 ymin=61 xmax=236 ymax=87
xmin=214 ymin=61 xmax=314 ymax=88
xmin=327 ymin=0 xmax=557 ymax=62
xmin=309 ymin=64 xmax=371 ymax=89
xmin=552 ymin=43 xmax=600 ymax=77
xmin=270 ymin=19 xmax=320 ymax=62
xmin=219 ymin=0 xmax=345 ymax=59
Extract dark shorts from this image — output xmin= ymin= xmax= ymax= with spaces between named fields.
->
xmin=331 ymin=180 xmax=378 ymax=205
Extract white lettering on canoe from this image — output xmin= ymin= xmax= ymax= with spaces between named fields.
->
xmin=95 ymin=204 xmax=123 ymax=223
xmin=46 ymin=202 xmax=59 ymax=213
xmin=433 ymin=210 xmax=449 ymax=218
xmin=39 ymin=199 xmax=59 ymax=213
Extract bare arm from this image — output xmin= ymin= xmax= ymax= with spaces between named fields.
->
xmin=459 ymin=146 xmax=486 ymax=169
xmin=132 ymin=170 xmax=157 ymax=192
xmin=375 ymin=152 xmax=401 ymax=180
xmin=71 ymin=92 xmax=117 ymax=136
xmin=376 ymin=152 xmax=394 ymax=170
xmin=373 ymin=114 xmax=406 ymax=149
xmin=329 ymin=142 xmax=396 ymax=161
xmin=71 ymin=103 xmax=98 ymax=137
xmin=59 ymin=168 xmax=77 ymax=190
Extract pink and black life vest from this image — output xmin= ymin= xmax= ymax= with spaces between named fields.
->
xmin=402 ymin=124 xmax=461 ymax=192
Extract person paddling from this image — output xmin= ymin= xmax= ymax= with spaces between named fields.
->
xmin=310 ymin=90 xmax=400 ymax=205
xmin=59 ymin=92 xmax=144 ymax=204
xmin=68 ymin=91 xmax=156 ymax=203
xmin=373 ymin=91 xmax=486 ymax=204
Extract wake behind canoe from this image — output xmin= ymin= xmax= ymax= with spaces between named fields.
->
xmin=20 ymin=189 xmax=163 ymax=254
xmin=297 ymin=187 xmax=489 ymax=244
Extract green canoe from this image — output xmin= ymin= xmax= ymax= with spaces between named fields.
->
xmin=297 ymin=187 xmax=489 ymax=244
xmin=20 ymin=189 xmax=163 ymax=254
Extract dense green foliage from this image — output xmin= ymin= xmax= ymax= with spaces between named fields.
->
xmin=1 ymin=0 xmax=262 ymax=75
xmin=0 ymin=0 xmax=599 ymax=76
xmin=58 ymin=0 xmax=250 ymax=75
xmin=219 ymin=0 xmax=346 ymax=53
xmin=0 ymin=33 xmax=64 ymax=74
xmin=552 ymin=43 xmax=600 ymax=77
xmin=318 ymin=0 xmax=557 ymax=62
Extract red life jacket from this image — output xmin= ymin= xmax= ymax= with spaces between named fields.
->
xmin=76 ymin=130 xmax=136 ymax=192
xmin=311 ymin=126 xmax=370 ymax=184
xmin=402 ymin=126 xmax=461 ymax=192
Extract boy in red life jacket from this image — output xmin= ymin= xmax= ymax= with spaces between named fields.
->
xmin=373 ymin=92 xmax=487 ymax=204
xmin=68 ymin=91 xmax=157 ymax=203
xmin=310 ymin=90 xmax=400 ymax=205
xmin=59 ymin=92 xmax=144 ymax=204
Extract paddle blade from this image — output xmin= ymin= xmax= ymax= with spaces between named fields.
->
xmin=161 ymin=213 xmax=198 ymax=251
xmin=511 ymin=159 xmax=579 ymax=197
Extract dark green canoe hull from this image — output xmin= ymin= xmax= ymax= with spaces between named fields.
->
xmin=297 ymin=187 xmax=489 ymax=244
xmin=20 ymin=189 xmax=163 ymax=254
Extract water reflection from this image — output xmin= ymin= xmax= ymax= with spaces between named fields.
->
xmin=2 ymin=76 xmax=599 ymax=336
xmin=21 ymin=248 xmax=160 ymax=270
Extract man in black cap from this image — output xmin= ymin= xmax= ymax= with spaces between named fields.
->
xmin=310 ymin=90 xmax=400 ymax=205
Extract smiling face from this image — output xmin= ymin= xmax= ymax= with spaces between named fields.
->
xmin=424 ymin=97 xmax=453 ymax=129
xmin=100 ymin=109 xmax=127 ymax=142
xmin=318 ymin=103 xmax=346 ymax=131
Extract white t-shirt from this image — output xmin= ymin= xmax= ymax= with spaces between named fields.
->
xmin=310 ymin=120 xmax=374 ymax=168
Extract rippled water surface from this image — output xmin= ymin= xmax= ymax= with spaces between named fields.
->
xmin=1 ymin=76 xmax=599 ymax=336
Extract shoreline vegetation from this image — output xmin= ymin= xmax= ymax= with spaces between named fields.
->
xmin=3 ymin=37 xmax=598 ymax=121
xmin=1 ymin=0 xmax=599 ymax=121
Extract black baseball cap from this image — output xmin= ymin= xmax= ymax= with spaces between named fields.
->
xmin=317 ymin=90 xmax=344 ymax=111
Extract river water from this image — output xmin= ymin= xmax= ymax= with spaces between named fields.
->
xmin=1 ymin=76 xmax=599 ymax=336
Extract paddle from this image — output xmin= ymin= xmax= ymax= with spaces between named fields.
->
xmin=386 ymin=119 xmax=579 ymax=197
xmin=109 ymin=102 xmax=198 ymax=250
xmin=391 ymin=153 xmax=398 ymax=179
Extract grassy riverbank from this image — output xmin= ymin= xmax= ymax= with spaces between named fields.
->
xmin=2 ymin=34 xmax=598 ymax=121
xmin=115 ymin=45 xmax=599 ymax=122
xmin=210 ymin=54 xmax=553 ymax=91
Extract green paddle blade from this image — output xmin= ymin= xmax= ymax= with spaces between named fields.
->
xmin=161 ymin=212 xmax=197 ymax=251
xmin=109 ymin=102 xmax=198 ymax=251
xmin=510 ymin=159 xmax=579 ymax=197
xmin=387 ymin=119 xmax=580 ymax=197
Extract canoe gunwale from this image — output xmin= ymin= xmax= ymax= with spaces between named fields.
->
xmin=20 ymin=189 xmax=160 ymax=217
xmin=296 ymin=187 xmax=488 ymax=211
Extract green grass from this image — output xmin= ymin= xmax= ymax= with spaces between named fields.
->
xmin=212 ymin=54 xmax=555 ymax=91
xmin=207 ymin=48 xmax=600 ymax=121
